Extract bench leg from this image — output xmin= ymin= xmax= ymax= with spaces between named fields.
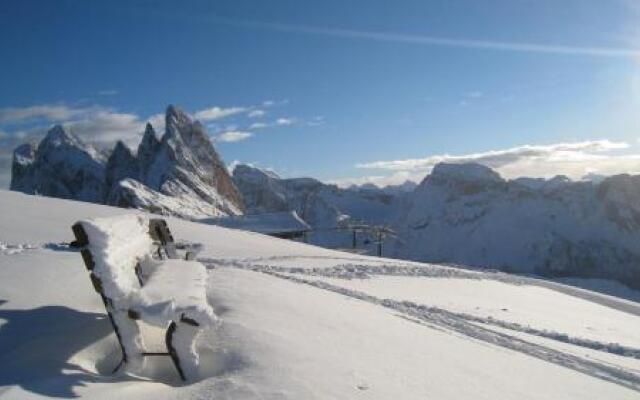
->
xmin=166 ymin=320 xmax=202 ymax=381
xmin=166 ymin=322 xmax=186 ymax=381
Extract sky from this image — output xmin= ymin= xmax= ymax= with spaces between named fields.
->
xmin=1 ymin=0 xmax=640 ymax=188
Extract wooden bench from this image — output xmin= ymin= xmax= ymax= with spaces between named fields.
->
xmin=71 ymin=215 xmax=216 ymax=381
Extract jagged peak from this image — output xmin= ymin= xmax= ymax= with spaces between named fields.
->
xmin=138 ymin=123 xmax=159 ymax=153
xmin=233 ymin=163 xmax=281 ymax=181
xmin=13 ymin=143 xmax=36 ymax=166
xmin=111 ymin=140 xmax=134 ymax=156
xmin=40 ymin=124 xmax=81 ymax=148
xmin=143 ymin=122 xmax=156 ymax=138
xmin=165 ymin=104 xmax=192 ymax=137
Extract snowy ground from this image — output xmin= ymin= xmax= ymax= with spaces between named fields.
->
xmin=1 ymin=190 xmax=640 ymax=399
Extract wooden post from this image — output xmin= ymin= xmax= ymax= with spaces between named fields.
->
xmin=377 ymin=230 xmax=383 ymax=257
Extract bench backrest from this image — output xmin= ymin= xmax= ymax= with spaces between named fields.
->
xmin=74 ymin=215 xmax=153 ymax=306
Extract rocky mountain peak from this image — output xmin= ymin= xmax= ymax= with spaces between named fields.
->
xmin=10 ymin=105 xmax=244 ymax=219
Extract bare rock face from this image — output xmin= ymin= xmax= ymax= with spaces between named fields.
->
xmin=137 ymin=123 xmax=160 ymax=184
xmin=10 ymin=143 xmax=36 ymax=193
xmin=104 ymin=141 xmax=139 ymax=204
xmin=10 ymin=125 xmax=106 ymax=202
xmin=141 ymin=105 xmax=243 ymax=215
xmin=10 ymin=106 xmax=244 ymax=219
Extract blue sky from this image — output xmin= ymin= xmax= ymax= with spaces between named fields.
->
xmin=1 ymin=0 xmax=639 ymax=187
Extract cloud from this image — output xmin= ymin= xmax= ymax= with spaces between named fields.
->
xmin=357 ymin=140 xmax=629 ymax=171
xmin=329 ymin=171 xmax=416 ymax=188
xmin=193 ymin=106 xmax=247 ymax=121
xmin=64 ymin=111 xmax=146 ymax=146
xmin=248 ymin=117 xmax=300 ymax=130
xmin=207 ymin=16 xmax=640 ymax=59
xmin=146 ymin=113 xmax=165 ymax=132
xmin=348 ymin=140 xmax=639 ymax=185
xmin=275 ymin=117 xmax=295 ymax=126
xmin=216 ymin=130 xmax=253 ymax=143
xmin=0 ymin=104 xmax=99 ymax=124
xmin=261 ymin=99 xmax=289 ymax=107
xmin=249 ymin=122 xmax=268 ymax=130
xmin=248 ymin=109 xmax=266 ymax=118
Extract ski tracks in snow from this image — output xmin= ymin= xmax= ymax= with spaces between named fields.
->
xmin=201 ymin=255 xmax=640 ymax=392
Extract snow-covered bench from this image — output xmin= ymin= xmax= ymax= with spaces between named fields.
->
xmin=71 ymin=215 xmax=216 ymax=381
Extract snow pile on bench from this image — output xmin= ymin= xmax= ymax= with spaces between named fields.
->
xmin=134 ymin=259 xmax=217 ymax=327
xmin=82 ymin=215 xmax=153 ymax=307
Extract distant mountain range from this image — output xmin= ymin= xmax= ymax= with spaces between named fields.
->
xmin=10 ymin=104 xmax=640 ymax=288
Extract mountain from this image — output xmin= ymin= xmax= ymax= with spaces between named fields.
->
xmin=10 ymin=125 xmax=106 ymax=202
xmin=392 ymin=162 xmax=640 ymax=288
xmin=233 ymin=163 xmax=406 ymax=226
xmin=10 ymin=105 xmax=243 ymax=219
xmin=232 ymin=164 xmax=408 ymax=247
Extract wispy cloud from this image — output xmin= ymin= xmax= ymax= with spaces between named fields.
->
xmin=248 ymin=117 xmax=300 ymax=130
xmin=249 ymin=122 xmax=268 ymax=130
xmin=357 ymin=140 xmax=629 ymax=171
xmin=65 ymin=111 xmax=145 ymax=145
xmin=275 ymin=117 xmax=295 ymax=126
xmin=208 ymin=17 xmax=640 ymax=59
xmin=248 ymin=109 xmax=266 ymax=118
xmin=216 ymin=130 xmax=253 ymax=143
xmin=340 ymin=139 xmax=639 ymax=186
xmin=193 ymin=106 xmax=247 ymax=121
xmin=0 ymin=104 xmax=100 ymax=124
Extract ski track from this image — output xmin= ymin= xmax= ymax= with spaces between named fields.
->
xmin=0 ymin=241 xmax=38 ymax=255
xmin=201 ymin=256 xmax=640 ymax=392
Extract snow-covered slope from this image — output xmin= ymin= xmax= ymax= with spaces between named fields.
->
xmin=2 ymin=190 xmax=640 ymax=399
xmin=10 ymin=106 xmax=243 ymax=220
xmin=393 ymin=162 xmax=640 ymax=288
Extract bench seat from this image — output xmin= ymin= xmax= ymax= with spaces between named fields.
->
xmin=134 ymin=259 xmax=217 ymax=328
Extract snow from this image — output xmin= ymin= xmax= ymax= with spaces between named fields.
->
xmin=392 ymin=162 xmax=640 ymax=287
xmin=80 ymin=215 xmax=153 ymax=304
xmin=1 ymin=189 xmax=640 ymax=399
xmin=203 ymin=210 xmax=310 ymax=235
xmin=313 ymin=276 xmax=640 ymax=349
xmin=136 ymin=259 xmax=217 ymax=328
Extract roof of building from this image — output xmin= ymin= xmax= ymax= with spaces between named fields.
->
xmin=203 ymin=210 xmax=311 ymax=235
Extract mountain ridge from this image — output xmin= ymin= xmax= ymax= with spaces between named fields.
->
xmin=10 ymin=105 xmax=243 ymax=219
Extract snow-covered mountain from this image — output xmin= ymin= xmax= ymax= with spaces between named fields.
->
xmin=10 ymin=105 xmax=243 ymax=219
xmin=233 ymin=163 xmax=406 ymax=226
xmin=10 ymin=125 xmax=107 ymax=203
xmin=392 ymin=162 xmax=640 ymax=288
